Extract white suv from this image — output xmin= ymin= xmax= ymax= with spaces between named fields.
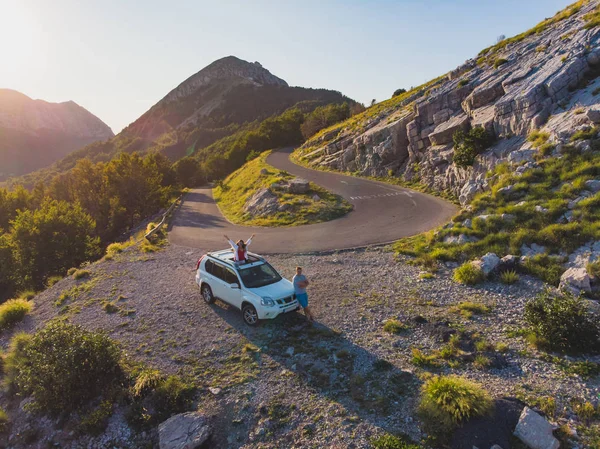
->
xmin=195 ymin=249 xmax=299 ymax=325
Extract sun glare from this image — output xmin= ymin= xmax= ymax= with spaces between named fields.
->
xmin=0 ymin=2 xmax=40 ymax=76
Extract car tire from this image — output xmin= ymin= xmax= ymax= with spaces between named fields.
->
xmin=201 ymin=284 xmax=215 ymax=304
xmin=242 ymin=304 xmax=259 ymax=326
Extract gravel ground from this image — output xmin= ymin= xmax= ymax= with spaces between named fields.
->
xmin=2 ymin=242 xmax=600 ymax=448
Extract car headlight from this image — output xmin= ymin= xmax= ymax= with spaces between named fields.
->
xmin=261 ymin=296 xmax=275 ymax=306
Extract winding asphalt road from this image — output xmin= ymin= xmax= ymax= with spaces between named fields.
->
xmin=169 ymin=148 xmax=457 ymax=254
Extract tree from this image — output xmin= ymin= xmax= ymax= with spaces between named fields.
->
xmin=393 ymin=88 xmax=407 ymax=98
xmin=0 ymin=234 xmax=16 ymax=299
xmin=173 ymin=157 xmax=204 ymax=187
xmin=370 ymin=99 xmax=377 ymax=106
xmin=10 ymin=199 xmax=100 ymax=288
xmin=497 ymin=34 xmax=506 ymax=43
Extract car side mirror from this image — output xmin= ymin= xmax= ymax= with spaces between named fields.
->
xmin=230 ymin=283 xmax=240 ymax=289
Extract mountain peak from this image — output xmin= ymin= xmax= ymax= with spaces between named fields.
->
xmin=162 ymin=56 xmax=288 ymax=105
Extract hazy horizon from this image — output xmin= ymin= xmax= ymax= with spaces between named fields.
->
xmin=2 ymin=0 xmax=572 ymax=133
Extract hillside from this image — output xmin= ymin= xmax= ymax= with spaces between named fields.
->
xmin=213 ymin=151 xmax=352 ymax=226
xmin=295 ymin=1 xmax=600 ymax=204
xmin=0 ymin=89 xmax=114 ymax=180
xmin=7 ymin=57 xmax=357 ymax=187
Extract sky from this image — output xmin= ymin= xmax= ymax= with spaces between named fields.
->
xmin=1 ymin=0 xmax=574 ymax=133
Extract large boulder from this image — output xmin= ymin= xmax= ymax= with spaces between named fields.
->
xmin=513 ymin=407 xmax=559 ymax=449
xmin=288 ymin=178 xmax=310 ymax=194
xmin=559 ymin=267 xmax=592 ymax=294
xmin=586 ymin=108 xmax=600 ymax=124
xmin=158 ymin=412 xmax=211 ymax=449
xmin=243 ymin=188 xmax=279 ymax=217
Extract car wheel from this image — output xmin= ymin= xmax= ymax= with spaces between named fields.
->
xmin=242 ymin=304 xmax=259 ymax=326
xmin=201 ymin=284 xmax=215 ymax=304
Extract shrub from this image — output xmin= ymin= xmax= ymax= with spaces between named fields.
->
xmin=418 ymin=375 xmax=492 ymax=434
xmin=46 ymin=275 xmax=62 ymax=287
xmin=392 ymin=88 xmax=407 ymax=98
xmin=383 ymin=319 xmax=407 ymax=334
xmin=127 ymin=374 xmax=196 ymax=429
xmin=77 ymin=400 xmax=113 ymax=436
xmin=0 ymin=299 xmax=32 ymax=329
xmin=453 ymin=127 xmax=493 ymax=168
xmin=370 ymin=434 xmax=421 ymax=449
xmin=72 ymin=269 xmax=90 ymax=280
xmin=14 ymin=322 xmax=124 ymax=414
xmin=494 ymin=58 xmax=508 ymax=69
xmin=500 ymin=270 xmax=520 ymax=284
xmin=453 ymin=263 xmax=484 ymax=285
xmin=457 ymin=79 xmax=469 ymax=87
xmin=571 ymin=127 xmax=599 ymax=141
xmin=17 ymin=290 xmax=35 ymax=300
xmin=3 ymin=332 xmax=33 ymax=393
xmin=524 ymin=290 xmax=600 ymax=353
xmin=452 ymin=301 xmax=490 ymax=319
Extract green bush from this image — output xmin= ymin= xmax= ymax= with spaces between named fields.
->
xmin=371 ymin=434 xmax=421 ymax=449
xmin=453 ymin=262 xmax=484 ymax=285
xmin=418 ymin=375 xmax=492 ymax=434
xmin=524 ymin=290 xmax=600 ymax=353
xmin=453 ymin=127 xmax=494 ymax=168
xmin=494 ymin=58 xmax=508 ymax=69
xmin=383 ymin=319 xmax=407 ymax=334
xmin=46 ymin=275 xmax=63 ymax=287
xmin=72 ymin=269 xmax=91 ymax=280
xmin=3 ymin=332 xmax=33 ymax=393
xmin=14 ymin=322 xmax=124 ymax=414
xmin=0 ymin=299 xmax=32 ymax=329
xmin=127 ymin=372 xmax=196 ymax=429
xmin=77 ymin=400 xmax=113 ymax=436
xmin=457 ymin=79 xmax=469 ymax=87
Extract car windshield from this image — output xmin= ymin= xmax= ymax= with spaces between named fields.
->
xmin=238 ymin=262 xmax=282 ymax=288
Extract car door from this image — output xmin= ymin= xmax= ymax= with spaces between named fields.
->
xmin=223 ymin=267 xmax=242 ymax=309
xmin=210 ymin=263 xmax=230 ymax=303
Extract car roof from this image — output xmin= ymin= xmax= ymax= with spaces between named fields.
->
xmin=208 ymin=249 xmax=266 ymax=270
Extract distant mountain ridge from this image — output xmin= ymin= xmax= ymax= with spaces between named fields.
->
xmin=0 ymin=89 xmax=114 ymax=180
xmin=8 ymin=56 xmax=355 ymax=186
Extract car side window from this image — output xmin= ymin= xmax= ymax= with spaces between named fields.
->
xmin=212 ymin=263 xmax=227 ymax=282
xmin=205 ymin=259 xmax=215 ymax=275
xmin=225 ymin=268 xmax=239 ymax=285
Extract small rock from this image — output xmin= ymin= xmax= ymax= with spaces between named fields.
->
xmin=513 ymin=407 xmax=560 ymax=449
xmin=478 ymin=252 xmax=501 ymax=276
xmin=520 ymin=243 xmax=546 ymax=257
xmin=534 ymin=205 xmax=548 ymax=213
xmin=585 ymin=179 xmax=600 ymax=193
xmin=208 ymin=387 xmax=222 ymax=395
xmin=312 ymin=194 xmax=320 ymax=201
xmin=559 ymin=267 xmax=592 ymax=294
xmin=286 ymin=347 xmax=295 ymax=356
xmin=289 ymin=178 xmax=310 ymax=194
xmin=260 ymin=168 xmax=269 ymax=175
xmin=462 ymin=218 xmax=472 ymax=229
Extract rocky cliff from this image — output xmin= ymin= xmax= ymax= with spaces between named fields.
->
xmin=297 ymin=1 xmax=600 ymax=205
xmin=0 ymin=89 xmax=114 ymax=180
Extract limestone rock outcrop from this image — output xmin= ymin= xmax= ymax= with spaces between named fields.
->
xmin=299 ymin=2 xmax=600 ymax=204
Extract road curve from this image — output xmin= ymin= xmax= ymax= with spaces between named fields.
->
xmin=169 ymin=148 xmax=457 ymax=254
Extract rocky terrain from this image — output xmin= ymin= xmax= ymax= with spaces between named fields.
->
xmin=2 ymin=242 xmax=600 ymax=448
xmin=0 ymin=89 xmax=114 ymax=180
xmin=296 ymin=1 xmax=600 ymax=204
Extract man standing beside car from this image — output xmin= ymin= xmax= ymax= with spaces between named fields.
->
xmin=293 ymin=266 xmax=314 ymax=322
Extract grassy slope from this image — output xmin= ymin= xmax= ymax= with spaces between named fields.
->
xmin=395 ymin=134 xmax=600 ymax=286
xmin=213 ymin=152 xmax=353 ymax=226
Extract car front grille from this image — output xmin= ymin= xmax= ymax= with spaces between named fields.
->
xmin=276 ymin=295 xmax=295 ymax=306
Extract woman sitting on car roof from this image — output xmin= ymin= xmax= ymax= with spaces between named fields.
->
xmin=224 ymin=234 xmax=255 ymax=264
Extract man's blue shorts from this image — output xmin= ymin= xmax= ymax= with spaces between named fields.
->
xmin=296 ymin=293 xmax=309 ymax=308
